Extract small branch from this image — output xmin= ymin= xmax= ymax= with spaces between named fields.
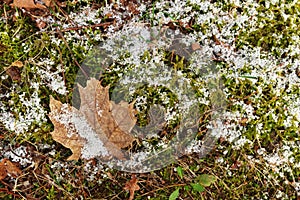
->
xmin=57 ymin=22 xmax=114 ymax=33
xmin=56 ymin=29 xmax=89 ymax=78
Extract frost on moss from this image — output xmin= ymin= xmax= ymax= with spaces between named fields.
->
xmin=0 ymin=0 xmax=299 ymax=198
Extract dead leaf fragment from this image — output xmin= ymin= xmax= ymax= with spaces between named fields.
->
xmin=0 ymin=158 xmax=22 ymax=180
xmin=124 ymin=174 xmax=140 ymax=200
xmin=77 ymin=79 xmax=124 ymax=159
xmin=79 ymin=78 xmax=136 ymax=157
xmin=240 ymin=117 xmax=248 ymax=126
xmin=11 ymin=60 xmax=24 ymax=68
xmin=5 ymin=66 xmax=21 ymax=82
xmin=111 ymin=101 xmax=137 ymax=133
xmin=108 ymin=100 xmax=136 ymax=148
xmin=36 ymin=19 xmax=47 ymax=29
xmin=11 ymin=0 xmax=46 ymax=9
xmin=49 ymin=96 xmax=86 ymax=160
xmin=296 ymin=68 xmax=300 ymax=78
xmin=191 ymin=42 xmax=201 ymax=51
xmin=127 ymin=2 xmax=140 ymax=14
xmin=79 ymin=79 xmax=135 ymax=148
xmin=5 ymin=60 xmax=24 ymax=81
xmin=0 ymin=164 xmax=6 ymax=180
xmin=41 ymin=0 xmax=52 ymax=7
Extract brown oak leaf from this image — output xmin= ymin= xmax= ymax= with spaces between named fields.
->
xmin=0 ymin=158 xmax=22 ymax=180
xmin=48 ymin=78 xmax=136 ymax=160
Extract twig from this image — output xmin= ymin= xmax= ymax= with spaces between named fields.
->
xmin=57 ymin=22 xmax=114 ymax=33
xmin=56 ymin=29 xmax=89 ymax=78
xmin=0 ymin=187 xmax=22 ymax=198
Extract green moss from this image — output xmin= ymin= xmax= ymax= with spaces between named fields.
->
xmin=0 ymin=0 xmax=299 ymax=199
xmin=237 ymin=2 xmax=300 ymax=57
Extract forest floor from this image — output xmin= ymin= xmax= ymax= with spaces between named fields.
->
xmin=0 ymin=0 xmax=299 ymax=199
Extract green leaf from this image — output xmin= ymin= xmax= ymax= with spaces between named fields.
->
xmin=184 ymin=185 xmax=191 ymax=191
xmin=190 ymin=183 xmax=205 ymax=193
xmin=196 ymin=174 xmax=217 ymax=187
xmin=176 ymin=166 xmax=183 ymax=179
xmin=169 ymin=188 xmax=180 ymax=200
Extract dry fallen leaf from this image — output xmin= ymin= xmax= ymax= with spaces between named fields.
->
xmin=36 ymin=19 xmax=47 ymax=29
xmin=108 ymin=100 xmax=136 ymax=148
xmin=0 ymin=158 xmax=22 ymax=180
xmin=0 ymin=163 xmax=6 ymax=180
xmin=191 ymin=42 xmax=201 ymax=51
xmin=5 ymin=66 xmax=21 ymax=82
xmin=48 ymin=78 xmax=137 ymax=160
xmin=4 ymin=60 xmax=24 ymax=82
xmin=11 ymin=0 xmax=46 ymax=9
xmin=48 ymin=96 xmax=86 ymax=160
xmin=111 ymin=101 xmax=137 ymax=133
xmin=127 ymin=1 xmax=140 ymax=14
xmin=124 ymin=174 xmax=140 ymax=200
xmin=11 ymin=60 xmax=24 ymax=68
xmin=78 ymin=78 xmax=136 ymax=158
xmin=41 ymin=0 xmax=52 ymax=7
